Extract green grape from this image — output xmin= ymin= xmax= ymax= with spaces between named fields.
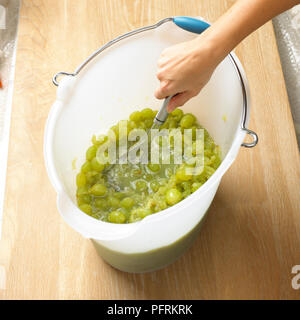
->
xmin=114 ymin=192 xmax=126 ymax=199
xmin=205 ymin=166 xmax=215 ymax=177
xmin=165 ymin=188 xmax=182 ymax=205
xmin=156 ymin=198 xmax=167 ymax=210
xmin=81 ymin=161 xmax=92 ymax=173
xmin=138 ymin=122 xmax=146 ymax=130
xmin=94 ymin=198 xmax=109 ymax=209
xmin=136 ymin=208 xmax=152 ymax=218
xmin=129 ymin=213 xmax=142 ymax=223
xmin=192 ymin=182 xmax=202 ymax=192
xmin=168 ymin=119 xmax=178 ymax=129
xmin=79 ymin=204 xmax=92 ymax=215
xmin=131 ymin=169 xmax=142 ymax=178
xmin=108 ymin=211 xmax=126 ymax=223
xmin=108 ymin=196 xmax=120 ymax=209
xmin=181 ymin=181 xmax=192 ymax=191
xmin=92 ymin=134 xmax=107 ymax=146
xmin=128 ymin=120 xmax=137 ymax=132
xmin=76 ymin=172 xmax=86 ymax=187
xmin=144 ymin=174 xmax=153 ymax=181
xmin=180 ymin=114 xmax=196 ymax=129
xmin=91 ymin=157 xmax=105 ymax=172
xmin=150 ymin=181 xmax=160 ymax=192
xmin=182 ymin=189 xmax=191 ymax=198
xmin=135 ymin=180 xmax=148 ymax=192
xmin=86 ymin=145 xmax=98 ymax=161
xmin=130 ymin=111 xmax=142 ymax=122
xmin=148 ymin=163 xmax=160 ymax=172
xmin=175 ymin=167 xmax=192 ymax=181
xmin=171 ymin=108 xmax=183 ymax=120
xmin=165 ymin=167 xmax=173 ymax=178
xmin=129 ymin=208 xmax=151 ymax=221
xmin=91 ymin=135 xmax=98 ymax=145
xmin=89 ymin=184 xmax=107 ymax=196
xmin=120 ymin=197 xmax=135 ymax=209
xmin=141 ymin=108 xmax=154 ymax=120
xmin=85 ymin=171 xmax=98 ymax=184
xmin=144 ymin=119 xmax=153 ymax=129
xmin=77 ymin=194 xmax=92 ymax=205
xmin=76 ymin=185 xmax=88 ymax=196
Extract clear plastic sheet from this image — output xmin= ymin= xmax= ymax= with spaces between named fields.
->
xmin=0 ymin=0 xmax=20 ymax=235
xmin=273 ymin=5 xmax=300 ymax=146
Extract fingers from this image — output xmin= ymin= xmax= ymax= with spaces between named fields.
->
xmin=167 ymin=91 xmax=196 ymax=112
xmin=157 ymin=48 xmax=172 ymax=68
xmin=155 ymin=78 xmax=198 ymax=111
xmin=155 ymin=80 xmax=176 ymax=100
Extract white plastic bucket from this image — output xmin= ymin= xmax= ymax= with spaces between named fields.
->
xmin=44 ymin=17 xmax=257 ymax=273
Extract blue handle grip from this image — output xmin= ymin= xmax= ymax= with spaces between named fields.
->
xmin=173 ymin=16 xmax=210 ymax=34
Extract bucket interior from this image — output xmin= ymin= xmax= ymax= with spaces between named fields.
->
xmin=52 ymin=21 xmax=244 ymax=202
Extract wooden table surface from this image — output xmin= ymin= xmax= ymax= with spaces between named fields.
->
xmin=0 ymin=0 xmax=300 ymax=300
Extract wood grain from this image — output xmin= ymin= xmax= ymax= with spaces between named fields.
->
xmin=0 ymin=0 xmax=299 ymax=299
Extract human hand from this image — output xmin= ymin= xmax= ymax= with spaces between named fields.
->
xmin=155 ymin=0 xmax=300 ymax=112
xmin=155 ymin=36 xmax=220 ymax=112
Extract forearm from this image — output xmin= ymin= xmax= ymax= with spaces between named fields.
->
xmin=155 ymin=0 xmax=300 ymax=109
xmin=199 ymin=0 xmax=299 ymax=63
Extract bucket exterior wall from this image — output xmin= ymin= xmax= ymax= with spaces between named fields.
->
xmin=91 ymin=181 xmax=219 ymax=272
xmin=44 ymin=18 xmax=252 ymax=273
xmin=92 ymin=210 xmax=209 ymax=273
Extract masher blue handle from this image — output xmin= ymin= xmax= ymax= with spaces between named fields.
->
xmin=173 ymin=16 xmax=210 ymax=34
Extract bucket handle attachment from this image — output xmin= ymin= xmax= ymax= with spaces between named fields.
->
xmin=52 ymin=16 xmax=258 ymax=148
xmin=52 ymin=71 xmax=76 ymax=86
xmin=241 ymin=128 xmax=259 ymax=148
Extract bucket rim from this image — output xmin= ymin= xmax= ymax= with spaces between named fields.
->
xmin=44 ymin=17 xmax=255 ymax=240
